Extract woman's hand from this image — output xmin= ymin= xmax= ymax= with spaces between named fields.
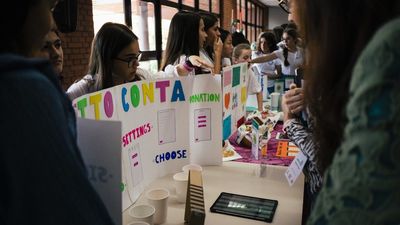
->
xmin=213 ymin=37 xmax=223 ymax=57
xmin=285 ymin=86 xmax=304 ymax=114
xmin=281 ymin=84 xmax=304 ymax=122
xmin=188 ymin=55 xmax=214 ymax=73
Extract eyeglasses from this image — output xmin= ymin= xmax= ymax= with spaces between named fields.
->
xmin=114 ymin=52 xmax=142 ymax=68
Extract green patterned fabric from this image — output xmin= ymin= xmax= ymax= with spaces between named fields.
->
xmin=308 ymin=17 xmax=400 ymax=225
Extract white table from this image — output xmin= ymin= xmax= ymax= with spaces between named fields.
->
xmin=124 ymin=161 xmax=304 ymax=225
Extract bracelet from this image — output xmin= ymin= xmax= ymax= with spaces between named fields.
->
xmin=183 ymin=58 xmax=194 ymax=72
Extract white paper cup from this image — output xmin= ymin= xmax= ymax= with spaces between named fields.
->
xmin=129 ymin=204 xmax=155 ymax=225
xmin=270 ymin=92 xmax=281 ymax=111
xmin=173 ymin=172 xmax=189 ymax=203
xmin=146 ymin=188 xmax=169 ymax=224
xmin=127 ymin=222 xmax=150 ymax=225
xmin=182 ymin=164 xmax=203 ymax=174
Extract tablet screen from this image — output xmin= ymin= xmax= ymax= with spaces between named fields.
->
xmin=210 ymin=192 xmax=278 ymax=222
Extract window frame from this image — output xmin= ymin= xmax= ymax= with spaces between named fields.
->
xmin=122 ymin=0 xmax=222 ymax=69
xmin=238 ymin=0 xmax=266 ymax=43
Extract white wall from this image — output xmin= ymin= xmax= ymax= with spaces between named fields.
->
xmin=268 ymin=7 xmax=289 ymax=29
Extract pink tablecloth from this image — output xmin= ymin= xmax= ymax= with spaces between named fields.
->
xmin=228 ymin=123 xmax=293 ymax=166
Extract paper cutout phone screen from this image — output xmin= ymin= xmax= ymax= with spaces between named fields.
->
xmin=129 ymin=143 xmax=144 ymax=186
xmin=157 ymin=109 xmax=176 ymax=144
xmin=194 ymin=108 xmax=211 ymax=142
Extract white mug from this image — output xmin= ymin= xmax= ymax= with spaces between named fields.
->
xmin=173 ymin=172 xmax=189 ymax=203
xmin=127 ymin=222 xmax=150 ymax=225
xmin=146 ymin=188 xmax=169 ymax=224
xmin=129 ymin=204 xmax=155 ymax=225
xmin=182 ymin=163 xmax=203 ymax=174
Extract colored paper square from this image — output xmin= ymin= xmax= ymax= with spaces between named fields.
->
xmin=232 ymin=66 xmax=241 ymax=87
xmin=223 ymin=116 xmax=232 ymax=140
xmin=241 ymin=86 xmax=247 ymax=103
xmin=223 ymin=70 xmax=232 ymax=87
xmin=241 ymin=65 xmax=247 ymax=82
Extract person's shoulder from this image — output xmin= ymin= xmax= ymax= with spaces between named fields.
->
xmin=136 ymin=67 xmax=155 ymax=80
xmin=362 ymin=17 xmax=400 ymax=56
xmin=273 ymin=48 xmax=283 ymax=55
xmin=352 ymin=17 xmax=400 ymax=86
xmin=369 ymin=17 xmax=400 ymax=55
xmin=1 ymin=67 xmax=55 ymax=92
xmin=248 ymin=68 xmax=256 ymax=78
xmin=252 ymin=51 xmax=262 ymax=57
xmin=70 ymin=74 xmax=96 ymax=87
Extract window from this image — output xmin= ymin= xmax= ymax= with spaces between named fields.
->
xmin=212 ymin=0 xmax=220 ymax=14
xmin=132 ymin=1 xmax=155 ymax=51
xmin=238 ymin=0 xmax=265 ymax=43
xmin=92 ymin=0 xmax=124 ymax=33
xmin=161 ymin=6 xmax=179 ymax=50
xmin=93 ymin=0 xmax=221 ymax=73
xmin=182 ymin=0 xmax=194 ymax=7
xmin=199 ymin=0 xmax=209 ymax=11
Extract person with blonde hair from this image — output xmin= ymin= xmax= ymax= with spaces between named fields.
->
xmin=232 ymin=43 xmax=263 ymax=111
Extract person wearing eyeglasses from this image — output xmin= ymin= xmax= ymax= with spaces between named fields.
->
xmin=66 ymin=22 xmax=150 ymax=100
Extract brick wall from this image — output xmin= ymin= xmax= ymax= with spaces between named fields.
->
xmin=60 ymin=0 xmax=94 ymax=90
xmin=221 ymin=0 xmax=269 ymax=35
xmin=222 ymin=0 xmax=236 ymax=30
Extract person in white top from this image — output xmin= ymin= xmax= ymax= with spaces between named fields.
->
xmin=233 ymin=44 xmax=263 ymax=111
xmin=67 ymin=22 xmax=210 ymax=100
xmin=252 ymin=31 xmax=282 ymax=98
xmin=251 ymin=28 xmax=304 ymax=90
xmin=199 ymin=12 xmax=223 ymax=74
xmin=219 ymin=28 xmax=233 ymax=67
xmin=160 ymin=11 xmax=214 ymax=76
xmin=66 ymin=22 xmax=147 ymax=100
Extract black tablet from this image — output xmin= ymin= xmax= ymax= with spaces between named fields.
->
xmin=210 ymin=192 xmax=278 ymax=223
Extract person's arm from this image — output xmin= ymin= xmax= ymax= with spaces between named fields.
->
xmin=162 ymin=55 xmax=213 ymax=77
xmin=0 ymin=72 xmax=114 ymax=225
xmin=250 ymin=52 xmax=277 ymax=64
xmin=175 ymin=56 xmax=214 ymax=76
xmin=66 ymin=76 xmax=91 ymax=100
xmin=308 ymin=19 xmax=400 ymax=225
xmin=256 ymin=91 xmax=263 ymax=111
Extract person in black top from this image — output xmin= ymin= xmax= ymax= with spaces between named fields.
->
xmin=0 ymin=0 xmax=114 ymax=224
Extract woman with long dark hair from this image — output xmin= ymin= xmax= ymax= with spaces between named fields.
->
xmin=67 ymin=22 xmax=148 ymax=100
xmin=199 ymin=11 xmax=223 ymax=74
xmin=219 ymin=28 xmax=233 ymax=67
xmin=288 ymin=0 xmax=400 ymax=223
xmin=161 ymin=11 xmax=213 ymax=75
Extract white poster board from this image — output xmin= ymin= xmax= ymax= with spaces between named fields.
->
xmin=73 ymin=75 xmax=222 ymax=211
xmin=222 ymin=63 xmax=248 ymax=140
xmin=77 ymin=118 xmax=122 ymax=225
